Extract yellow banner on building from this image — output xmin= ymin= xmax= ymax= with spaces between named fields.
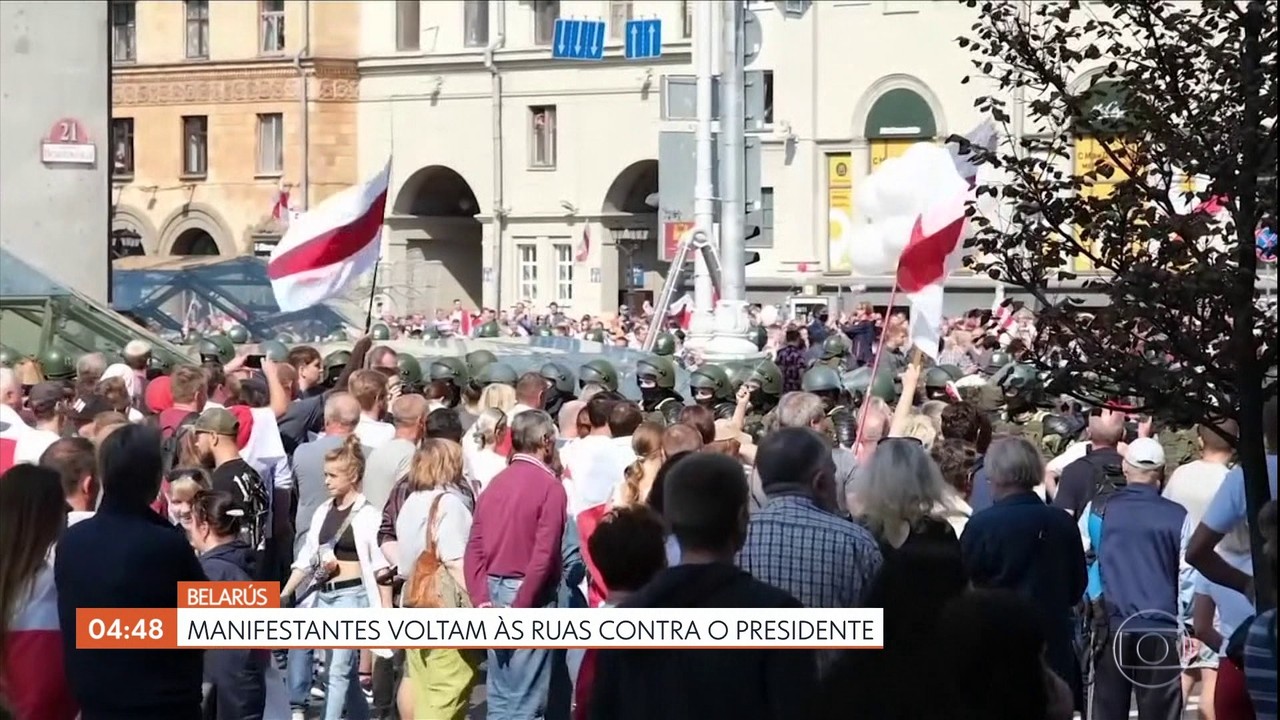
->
xmin=827 ymin=153 xmax=853 ymax=272
xmin=1074 ymin=136 xmax=1137 ymax=271
xmin=869 ymin=139 xmax=914 ymax=171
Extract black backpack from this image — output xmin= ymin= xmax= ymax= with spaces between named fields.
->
xmin=160 ymin=412 xmax=201 ymax=474
xmin=227 ymin=466 xmax=271 ymax=553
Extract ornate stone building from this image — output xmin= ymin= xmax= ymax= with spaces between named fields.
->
xmin=110 ymin=0 xmax=359 ymax=258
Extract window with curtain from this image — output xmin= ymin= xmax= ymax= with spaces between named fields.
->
xmin=185 ymin=0 xmax=209 ymax=58
xmin=518 ymin=244 xmax=539 ymax=301
xmin=181 ymin=116 xmax=208 ymax=177
xmin=395 ymin=0 xmax=420 ymax=51
xmin=256 ymin=113 xmax=284 ymax=175
xmin=464 ymin=0 xmax=490 ymax=47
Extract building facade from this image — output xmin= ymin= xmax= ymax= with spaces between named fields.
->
xmin=110 ymin=0 xmax=360 ymax=259
xmin=0 ymin=1 xmax=111 ymax=303
xmin=358 ymin=0 xmax=1050 ymax=317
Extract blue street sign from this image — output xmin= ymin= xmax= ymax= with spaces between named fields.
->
xmin=552 ymin=18 xmax=606 ymax=60
xmin=624 ymin=18 xmax=662 ymax=60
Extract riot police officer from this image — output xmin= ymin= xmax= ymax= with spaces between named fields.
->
xmin=397 ymin=355 xmax=423 ymax=393
xmin=922 ymin=366 xmax=953 ymax=402
xmin=227 ymin=325 xmax=251 ymax=345
xmin=741 ymin=360 xmax=782 ymax=442
xmin=803 ymin=365 xmax=855 ymax=448
xmin=583 ymin=328 xmax=607 ymax=344
xmin=0 ymin=345 xmax=18 ymax=368
xmin=198 ymin=335 xmax=235 ymax=366
xmin=688 ymin=364 xmax=737 ymax=420
xmin=464 ymin=350 xmax=497 ymax=379
xmin=991 ymin=363 xmax=1051 ymax=449
xmin=427 ymin=357 xmax=469 ymax=408
xmin=258 ymin=339 xmax=290 ymax=364
xmin=474 ymin=362 xmax=518 ymax=388
xmin=652 ymin=332 xmax=678 ymax=357
xmin=321 ymin=349 xmax=351 ymax=389
xmin=476 ymin=321 xmax=501 ymax=338
xmin=39 ymin=348 xmax=75 ymax=384
xmin=578 ymin=358 xmax=619 ymax=393
xmin=749 ymin=325 xmax=768 ymax=352
xmin=370 ymin=322 xmax=392 ymax=341
xmin=539 ymin=362 xmax=576 ymax=418
xmin=814 ymin=334 xmax=852 ymax=372
xmin=983 ymin=350 xmax=1013 ymax=377
xmin=635 ymin=355 xmax=684 ymax=425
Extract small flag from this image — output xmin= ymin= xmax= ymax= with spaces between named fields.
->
xmin=990 ymin=285 xmax=1015 ymax=334
xmin=576 ymin=225 xmax=591 ymax=262
xmin=897 ymin=187 xmax=972 ymax=359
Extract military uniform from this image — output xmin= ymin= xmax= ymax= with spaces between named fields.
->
xmin=636 ymin=355 xmax=684 ymax=426
xmin=579 ymin=359 xmax=620 ymax=393
xmin=1158 ymin=426 xmax=1198 ymax=475
xmin=993 ymin=409 xmax=1050 ymax=451
xmin=688 ymin=364 xmax=737 ymax=421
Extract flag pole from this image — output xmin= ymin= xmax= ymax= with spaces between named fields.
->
xmin=853 ymin=283 xmax=899 ymax=448
xmin=365 ymin=124 xmax=394 ymax=334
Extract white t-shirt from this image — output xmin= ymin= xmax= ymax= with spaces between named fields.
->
xmin=464 ymin=448 xmax=507 ymax=494
xmin=561 ymin=434 xmax=636 ymax=516
xmin=0 ymin=405 xmax=30 ymax=439
xmin=1201 ymin=454 xmax=1279 ymax=535
xmin=394 ymin=489 xmax=473 ymax=589
xmin=1163 ymin=459 xmax=1231 ymax=528
xmin=13 ymin=428 xmax=61 ymax=465
xmin=1192 ymin=550 xmax=1255 ymax=653
xmin=355 ymin=415 xmax=396 ymax=450
xmin=1047 ymin=441 xmax=1090 ymax=476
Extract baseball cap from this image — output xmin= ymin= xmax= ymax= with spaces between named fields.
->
xmin=28 ymin=382 xmax=65 ymax=412
xmin=193 ymin=407 xmax=239 ymax=437
xmin=68 ymin=394 xmax=114 ymax=424
xmin=1125 ymin=437 xmax=1166 ymax=470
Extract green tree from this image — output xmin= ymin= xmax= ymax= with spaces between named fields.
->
xmin=956 ymin=0 xmax=1277 ymax=607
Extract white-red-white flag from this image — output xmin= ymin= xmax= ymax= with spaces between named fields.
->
xmin=576 ymin=225 xmax=591 ymax=262
xmin=897 ymin=187 xmax=972 ymax=359
xmin=990 ymin=284 xmax=1015 ymax=334
xmin=268 ymin=161 xmax=390 ymax=312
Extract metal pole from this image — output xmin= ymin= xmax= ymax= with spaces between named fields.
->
xmin=707 ymin=0 xmax=756 ymax=359
xmin=685 ymin=0 xmax=717 ymax=348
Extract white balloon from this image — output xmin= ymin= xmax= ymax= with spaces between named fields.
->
xmin=873 ymin=160 xmax=922 ymax=218
xmin=846 ymin=225 xmax=893 ymax=276
xmin=879 ymin=215 xmax=917 ymax=254
xmin=854 ymin=181 xmax=883 ymax=222
xmin=759 ymin=305 xmax=779 ymax=327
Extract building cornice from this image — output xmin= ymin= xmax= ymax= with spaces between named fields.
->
xmin=112 ymin=57 xmax=359 ymax=106
xmin=357 ymin=44 xmax=693 ymax=77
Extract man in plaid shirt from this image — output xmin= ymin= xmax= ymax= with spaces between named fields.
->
xmin=774 ymin=329 xmax=809 ymax=394
xmin=738 ymin=426 xmax=882 ymax=612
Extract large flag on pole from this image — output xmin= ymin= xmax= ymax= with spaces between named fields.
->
xmin=897 ymin=187 xmax=972 ymax=359
xmin=268 ymin=160 xmax=391 ymax=312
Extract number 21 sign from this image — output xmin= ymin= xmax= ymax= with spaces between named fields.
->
xmin=41 ymin=117 xmax=97 ymax=165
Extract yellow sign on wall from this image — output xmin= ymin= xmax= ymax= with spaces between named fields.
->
xmin=1074 ymin=136 xmax=1137 ymax=271
xmin=827 ymin=153 xmax=853 ymax=272
xmin=869 ymin=139 xmax=914 ymax=170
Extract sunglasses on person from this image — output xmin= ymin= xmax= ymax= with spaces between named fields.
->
xmin=876 ymin=436 xmax=924 ymax=447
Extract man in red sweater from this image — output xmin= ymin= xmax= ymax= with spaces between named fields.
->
xmin=465 ymin=409 xmax=567 ymax=719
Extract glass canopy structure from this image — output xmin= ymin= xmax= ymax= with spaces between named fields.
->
xmin=0 ymin=246 xmax=190 ymax=364
xmin=111 ymin=255 xmax=360 ymax=343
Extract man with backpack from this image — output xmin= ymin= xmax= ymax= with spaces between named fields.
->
xmin=191 ymin=408 xmax=270 ymax=563
xmin=1077 ymin=438 xmax=1186 ymax=720
xmin=1054 ymin=408 xmax=1127 ymax=519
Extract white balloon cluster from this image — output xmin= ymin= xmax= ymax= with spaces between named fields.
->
xmin=847 ymin=143 xmax=971 ymax=276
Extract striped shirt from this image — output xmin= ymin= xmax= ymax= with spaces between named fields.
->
xmin=1244 ymin=609 xmax=1278 ymax=720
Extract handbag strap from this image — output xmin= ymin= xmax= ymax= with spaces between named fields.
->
xmin=328 ymin=500 xmax=358 ymax=547
xmin=424 ymin=493 xmax=445 ymax=560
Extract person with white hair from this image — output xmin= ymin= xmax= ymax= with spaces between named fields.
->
xmin=960 ymin=436 xmax=1086 ymax=699
xmin=75 ymin=352 xmax=107 ymax=389
xmin=759 ymin=391 xmax=857 ymax=517
xmin=122 ymin=339 xmax=152 ymax=400
xmin=1074 ymin=437 xmax=1187 ymax=720
xmin=0 ymin=368 xmax=30 ymax=440
xmin=100 ymin=363 xmax=144 ymax=422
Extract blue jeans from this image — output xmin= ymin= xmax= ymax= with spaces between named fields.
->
xmin=288 ymin=647 xmax=314 ymax=710
xmin=317 ymin=584 xmax=370 ymax=720
xmin=486 ymin=576 xmax=556 ymax=720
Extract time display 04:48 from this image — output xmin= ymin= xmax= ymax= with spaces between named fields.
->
xmin=76 ymin=608 xmax=177 ymax=649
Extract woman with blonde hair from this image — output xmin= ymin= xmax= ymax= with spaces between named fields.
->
xmin=98 ymin=364 xmax=143 ymax=421
xmin=478 ymin=383 xmax=516 ymax=414
xmin=613 ymin=422 xmax=664 ymax=506
xmin=164 ymin=467 xmax=212 ymax=536
xmin=386 ymin=439 xmax=478 ymax=720
xmin=282 ymin=435 xmax=391 ymax=720
xmin=464 ymin=408 xmax=508 ymax=494
xmin=0 ymin=465 xmax=76 ymax=720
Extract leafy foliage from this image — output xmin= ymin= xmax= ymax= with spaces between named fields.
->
xmin=955 ymin=0 xmax=1277 ymax=425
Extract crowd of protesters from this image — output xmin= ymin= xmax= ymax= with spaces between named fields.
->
xmin=0 ymin=296 xmax=1276 ymax=720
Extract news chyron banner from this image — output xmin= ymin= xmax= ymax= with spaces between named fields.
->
xmin=77 ymin=582 xmax=885 ymax=650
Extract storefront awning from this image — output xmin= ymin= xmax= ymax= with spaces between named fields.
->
xmin=865 ymin=88 xmax=937 ymax=139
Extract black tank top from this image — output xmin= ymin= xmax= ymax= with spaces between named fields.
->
xmin=318 ymin=502 xmax=359 ymax=561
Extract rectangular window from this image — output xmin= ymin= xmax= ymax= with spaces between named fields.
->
xmin=529 ymin=106 xmax=557 ymax=168
xmin=256 ymin=113 xmax=284 ymax=175
xmin=111 ymin=1 xmax=136 ymax=62
xmin=260 ymin=0 xmax=286 ymax=54
xmin=681 ymin=0 xmax=694 ymax=39
xmin=518 ymin=244 xmax=539 ymax=302
xmin=395 ymin=0 xmax=420 ymax=51
xmin=112 ymin=118 xmax=135 ymax=177
xmin=554 ymin=244 xmax=574 ymax=303
xmin=749 ymin=187 xmax=774 ymax=248
xmin=464 ymin=0 xmax=489 ymax=48
xmin=182 ymin=116 xmax=208 ymax=177
xmin=608 ymin=1 xmax=633 ymax=40
xmin=762 ymin=70 xmax=774 ymax=125
xmin=185 ymin=0 xmax=210 ymax=58
xmin=533 ymin=0 xmax=559 ymax=46
xmin=783 ymin=0 xmax=808 ymax=14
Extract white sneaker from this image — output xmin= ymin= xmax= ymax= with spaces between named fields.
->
xmin=291 ymin=710 xmax=305 ymax=720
